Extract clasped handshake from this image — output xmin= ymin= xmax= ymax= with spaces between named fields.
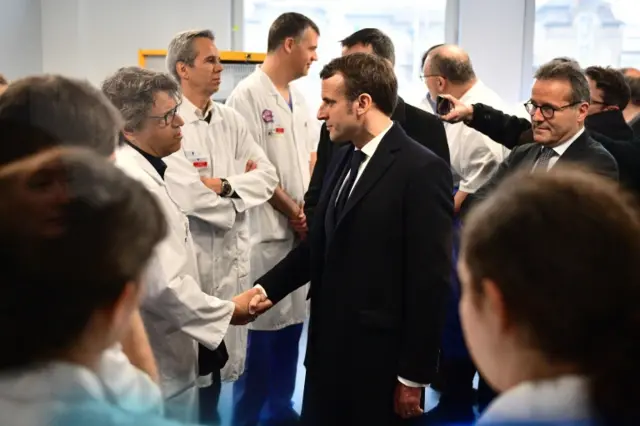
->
xmin=230 ymin=286 xmax=275 ymax=325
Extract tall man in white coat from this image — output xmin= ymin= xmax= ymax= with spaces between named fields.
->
xmin=226 ymin=12 xmax=321 ymax=426
xmin=102 ymin=66 xmax=264 ymax=423
xmin=163 ymin=29 xmax=279 ymax=424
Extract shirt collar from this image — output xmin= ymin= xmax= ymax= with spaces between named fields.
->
xmin=358 ymin=121 xmax=394 ymax=158
xmin=180 ymin=96 xmax=214 ymax=123
xmin=550 ymin=127 xmax=585 ymax=157
xmin=126 ymin=141 xmax=167 ymax=179
xmin=459 ymin=80 xmax=484 ymax=103
xmin=629 ymin=112 xmax=640 ymax=127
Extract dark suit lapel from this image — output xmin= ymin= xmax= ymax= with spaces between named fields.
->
xmin=335 ymin=125 xmax=401 ymax=228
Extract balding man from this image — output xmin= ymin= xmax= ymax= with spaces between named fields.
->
xmin=421 ymin=45 xmax=510 ymax=212
xmin=420 ymin=45 xmax=513 ymax=423
xmin=621 ymin=68 xmax=640 ymax=140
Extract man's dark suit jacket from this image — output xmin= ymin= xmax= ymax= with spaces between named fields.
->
xmin=257 ymin=123 xmax=453 ymax=426
xmin=460 ymin=104 xmax=619 ymax=217
xmin=304 ymin=97 xmax=449 ymax=224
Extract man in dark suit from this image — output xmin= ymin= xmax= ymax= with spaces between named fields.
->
xmin=249 ymin=53 xmax=453 ymax=426
xmin=621 ymin=67 xmax=640 ymax=140
xmin=303 ymin=28 xmax=449 ymax=225
xmin=439 ymin=60 xmax=618 ymax=218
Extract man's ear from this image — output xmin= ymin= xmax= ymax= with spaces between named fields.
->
xmin=283 ymin=37 xmax=296 ymax=54
xmin=356 ymin=93 xmax=373 ymax=116
xmin=176 ymin=61 xmax=189 ymax=81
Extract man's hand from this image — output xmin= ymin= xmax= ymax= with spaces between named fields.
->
xmin=245 ymin=160 xmax=257 ymax=173
xmin=289 ymin=203 xmax=308 ymax=240
xmin=248 ymin=291 xmax=273 ymax=316
xmin=231 ymin=287 xmax=270 ymax=325
xmin=394 ymin=382 xmax=424 ymax=419
xmin=438 ymin=93 xmax=474 ymax=123
xmin=200 ymin=177 xmax=222 ymax=195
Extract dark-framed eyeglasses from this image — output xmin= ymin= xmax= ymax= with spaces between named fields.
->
xmin=149 ymin=102 xmax=181 ymax=126
xmin=524 ymin=100 xmax=582 ymax=119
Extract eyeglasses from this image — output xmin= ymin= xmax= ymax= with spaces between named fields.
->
xmin=148 ymin=102 xmax=181 ymax=126
xmin=524 ymin=100 xmax=582 ymax=119
xmin=419 ymin=74 xmax=442 ymax=81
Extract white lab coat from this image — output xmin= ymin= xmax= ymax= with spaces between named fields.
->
xmin=420 ymin=81 xmax=510 ymax=193
xmin=115 ymin=144 xmax=235 ymax=423
xmin=164 ymin=99 xmax=278 ymax=382
xmin=0 ymin=357 xmax=184 ymax=426
xmin=226 ymin=67 xmax=319 ymax=331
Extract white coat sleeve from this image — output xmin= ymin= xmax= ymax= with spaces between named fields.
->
xmin=224 ymin=111 xmax=278 ymax=213
xmin=164 ymin=149 xmax=236 ymax=231
xmin=140 ymin=249 xmax=234 ymax=351
xmin=98 ymin=344 xmax=164 ymax=415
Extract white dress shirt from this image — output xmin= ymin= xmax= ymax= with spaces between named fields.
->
xmin=532 ymin=127 xmax=585 ymax=171
xmin=336 ymin=121 xmax=393 ymax=200
xmin=477 ymin=375 xmax=591 ymax=425
xmin=420 ymin=81 xmax=511 ymax=193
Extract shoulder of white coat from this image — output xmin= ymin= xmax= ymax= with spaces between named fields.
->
xmin=227 ymin=71 xmax=260 ymax=99
xmin=114 ymin=146 xmax=153 ymax=185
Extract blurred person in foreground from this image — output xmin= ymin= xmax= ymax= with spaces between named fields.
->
xmin=460 ymin=165 xmax=640 ymax=426
xmin=0 ymin=74 xmax=164 ymax=415
xmin=0 ymin=148 xmax=194 ymax=426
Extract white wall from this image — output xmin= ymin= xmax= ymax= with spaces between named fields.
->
xmin=41 ymin=0 xmax=233 ymax=86
xmin=0 ymin=0 xmax=42 ymax=80
xmin=457 ymin=0 xmax=529 ymax=104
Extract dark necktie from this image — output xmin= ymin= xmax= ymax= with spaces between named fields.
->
xmin=204 ymin=110 xmax=212 ymax=124
xmin=335 ymin=149 xmax=366 ymax=219
xmin=534 ymin=146 xmax=557 ymax=171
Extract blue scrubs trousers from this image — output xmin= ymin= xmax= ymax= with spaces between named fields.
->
xmin=232 ymin=323 xmax=303 ymax=426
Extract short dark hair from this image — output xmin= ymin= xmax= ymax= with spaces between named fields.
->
xmin=426 ymin=46 xmax=476 ymax=84
xmin=0 ymin=148 xmax=167 ymax=370
xmin=0 ymin=75 xmax=122 ymax=166
xmin=340 ymin=28 xmax=395 ymax=65
xmin=267 ymin=12 xmax=320 ymax=53
xmin=584 ymin=66 xmax=631 ymax=110
xmin=421 ymin=44 xmax=444 ymax=69
xmin=320 ymin=53 xmax=398 ymax=117
xmin=534 ymin=61 xmax=590 ymax=104
xmin=461 ymin=166 xmax=640 ymax=425
xmin=0 ymin=73 xmax=7 ymax=85
xmin=623 ymin=74 xmax=640 ymax=107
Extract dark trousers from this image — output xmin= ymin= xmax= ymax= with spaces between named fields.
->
xmin=199 ymin=368 xmax=222 ymax=425
xmin=232 ymin=323 xmax=303 ymax=426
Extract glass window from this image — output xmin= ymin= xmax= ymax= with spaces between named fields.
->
xmin=243 ymin=0 xmax=447 ymax=113
xmin=534 ymin=0 xmax=640 ymax=69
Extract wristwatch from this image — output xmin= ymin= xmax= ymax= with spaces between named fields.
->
xmin=220 ymin=178 xmax=233 ymax=197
